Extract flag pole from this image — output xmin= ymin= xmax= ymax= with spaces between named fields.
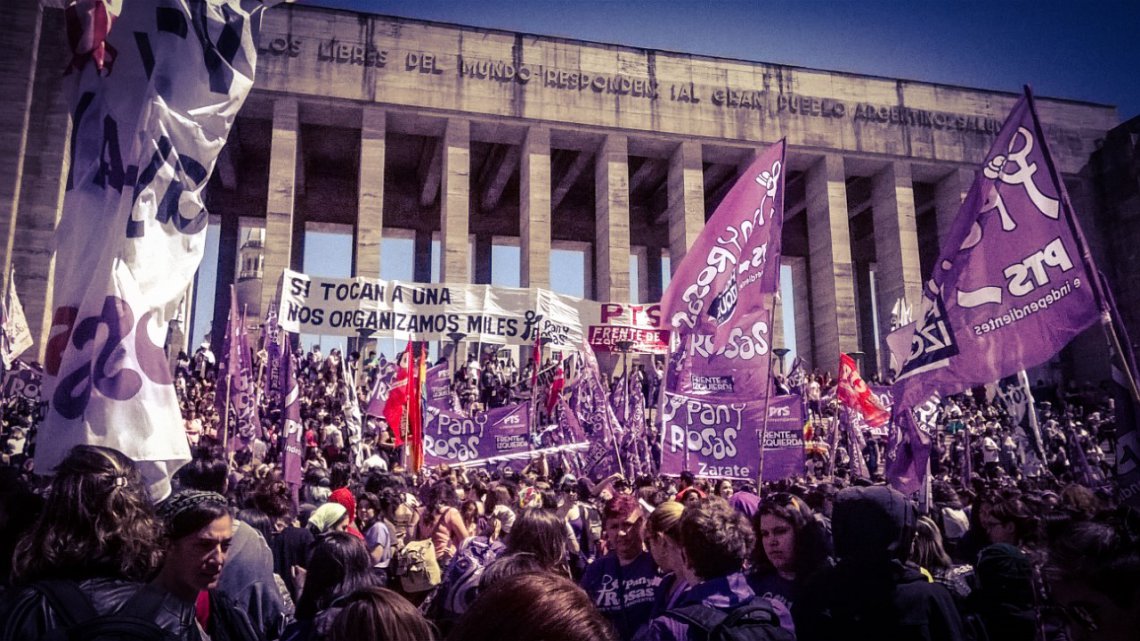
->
xmin=755 ymin=304 xmax=780 ymax=497
xmin=222 ymin=372 xmax=232 ymax=452
xmin=1026 ymin=85 xmax=1140 ymax=405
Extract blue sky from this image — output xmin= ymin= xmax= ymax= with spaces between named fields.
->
xmin=191 ymin=0 xmax=1138 ymax=358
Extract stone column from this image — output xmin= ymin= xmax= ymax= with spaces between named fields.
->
xmin=667 ymin=140 xmax=704 ymax=271
xmin=784 ymin=256 xmax=813 ymax=369
xmin=805 ymin=154 xmax=857 ymax=372
xmin=0 ymin=0 xmax=42 ymax=284
xmin=355 ymin=106 xmax=385 ymax=278
xmin=872 ymin=161 xmax=923 ymax=376
xmin=260 ymin=97 xmax=298 ymax=317
xmin=635 ymin=248 xmax=650 ymax=304
xmin=934 ymin=167 xmax=973 ymax=253
xmin=595 ymin=134 xmax=630 ymax=301
xmin=211 ymin=212 xmax=240 ymax=346
xmin=13 ymin=6 xmax=70 ymax=360
xmin=646 ymin=248 xmax=663 ymax=302
xmin=413 ymin=230 xmax=433 ymax=283
xmin=440 ymin=118 xmax=470 ymax=283
xmin=520 ymin=126 xmax=551 ymax=288
xmin=474 ymin=234 xmax=492 ymax=284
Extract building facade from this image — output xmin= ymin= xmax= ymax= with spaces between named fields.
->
xmin=2 ymin=1 xmax=1128 ymax=381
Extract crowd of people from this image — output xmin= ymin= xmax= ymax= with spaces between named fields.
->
xmin=0 ymin=342 xmax=1136 ymax=641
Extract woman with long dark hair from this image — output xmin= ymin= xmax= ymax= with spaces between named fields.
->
xmin=415 ymin=480 xmax=470 ymax=565
xmin=3 ymin=446 xmax=198 ymax=640
xmin=748 ymin=492 xmax=832 ymax=613
xmin=285 ymin=532 xmax=380 ymax=641
xmin=328 ymin=586 xmax=437 ymax=641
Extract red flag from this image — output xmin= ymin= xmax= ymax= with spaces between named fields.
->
xmin=383 ymin=343 xmax=413 ymax=447
xmin=546 ymin=363 xmax=565 ymax=415
xmin=837 ymin=353 xmax=890 ymax=428
xmin=409 ymin=345 xmax=427 ymax=473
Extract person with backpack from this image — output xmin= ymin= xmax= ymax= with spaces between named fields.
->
xmin=634 ymin=497 xmax=795 ymax=641
xmin=0 ymin=445 xmax=195 ymax=641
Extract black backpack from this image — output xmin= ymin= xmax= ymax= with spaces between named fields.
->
xmin=665 ymin=597 xmax=795 ymax=641
xmin=33 ymin=580 xmax=179 ymax=641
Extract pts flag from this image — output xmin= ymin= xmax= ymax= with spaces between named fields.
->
xmin=891 ymin=89 xmax=1102 ymax=410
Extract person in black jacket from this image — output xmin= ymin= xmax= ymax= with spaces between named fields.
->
xmin=793 ymin=485 xmax=966 ymax=641
xmin=0 ymin=445 xmax=191 ymax=640
xmin=153 ymin=489 xmax=261 ymax=641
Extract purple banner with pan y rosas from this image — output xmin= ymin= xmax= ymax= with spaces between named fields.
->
xmin=660 ymin=392 xmax=803 ymax=480
xmin=424 ymin=401 xmax=531 ymax=466
xmin=891 ymin=90 xmax=1101 ymax=410
xmin=659 ymin=141 xmax=786 ymax=400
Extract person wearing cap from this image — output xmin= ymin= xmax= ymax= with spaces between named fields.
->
xmin=153 ymin=489 xmax=260 ymax=641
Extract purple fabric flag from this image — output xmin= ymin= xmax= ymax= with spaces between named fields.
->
xmin=558 ymin=397 xmax=587 ymax=443
xmin=661 ymin=141 xmax=787 ymax=403
xmin=424 ymin=401 xmax=531 ymax=466
xmin=423 ymin=362 xmax=453 ymax=413
xmin=1102 ymin=277 xmax=1140 ymax=507
xmin=216 ymin=286 xmax=259 ymax=452
xmin=886 ymin=393 xmax=941 ymax=495
xmin=759 ymin=395 xmax=806 ymax=482
xmin=263 ymin=310 xmax=284 ymax=415
xmin=892 ymin=90 xmax=1102 ymax=410
xmin=997 ymin=371 xmax=1047 ymax=473
xmin=660 ymin=141 xmax=786 ymax=353
xmin=280 ymin=338 xmax=303 ymax=488
xmin=365 ymin=357 xmax=399 ymax=418
xmin=660 ymin=393 xmax=803 ymax=480
xmin=841 ymin=406 xmax=871 ymax=480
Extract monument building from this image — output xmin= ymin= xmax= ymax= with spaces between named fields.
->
xmin=2 ymin=1 xmax=1130 ymax=382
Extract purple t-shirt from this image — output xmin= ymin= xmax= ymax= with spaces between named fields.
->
xmin=581 ymin=551 xmax=662 ymax=641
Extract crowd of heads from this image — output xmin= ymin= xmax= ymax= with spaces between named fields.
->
xmin=0 ymin=341 xmax=1137 ymax=641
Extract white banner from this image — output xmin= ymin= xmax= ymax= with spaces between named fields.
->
xmin=39 ymin=0 xmax=274 ymax=498
xmin=278 ymin=269 xmax=664 ymax=348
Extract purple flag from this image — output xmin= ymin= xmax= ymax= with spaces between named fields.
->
xmin=424 ymin=401 xmax=531 ymax=466
xmin=263 ymin=310 xmax=284 ymax=415
xmin=216 ymin=286 xmax=259 ymax=451
xmin=660 ymin=140 xmax=786 ymax=354
xmin=558 ymin=397 xmax=588 ymax=443
xmin=1103 ymin=278 xmax=1140 ymax=507
xmin=660 ymin=393 xmax=803 ymax=480
xmin=841 ymin=407 xmax=871 ymax=480
xmin=365 ymin=357 xmax=399 ymax=418
xmin=423 ymin=362 xmax=453 ymax=413
xmin=886 ymin=393 xmax=940 ymax=495
xmin=280 ymin=338 xmax=303 ymax=487
xmin=892 ymin=90 xmax=1101 ymax=410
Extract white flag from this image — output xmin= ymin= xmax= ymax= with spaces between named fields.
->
xmin=38 ymin=0 xmax=275 ymax=500
xmin=2 ymin=272 xmax=33 ymax=368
